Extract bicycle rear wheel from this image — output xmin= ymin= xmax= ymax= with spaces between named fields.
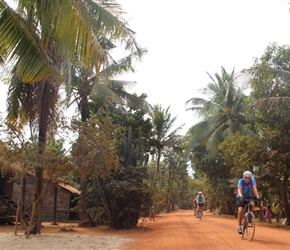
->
xmin=245 ymin=212 xmax=255 ymax=241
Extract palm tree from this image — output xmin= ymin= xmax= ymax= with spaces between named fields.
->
xmin=150 ymin=104 xmax=184 ymax=182
xmin=185 ymin=66 xmax=254 ymax=155
xmin=1 ymin=0 xmax=143 ymax=234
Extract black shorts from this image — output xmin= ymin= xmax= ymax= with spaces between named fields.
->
xmin=198 ymin=202 xmax=204 ymax=207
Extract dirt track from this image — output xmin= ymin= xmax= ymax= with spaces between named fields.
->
xmin=0 ymin=210 xmax=290 ymax=249
xmin=122 ymin=210 xmax=290 ymax=250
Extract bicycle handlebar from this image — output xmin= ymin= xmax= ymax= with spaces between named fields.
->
xmin=241 ymin=197 xmax=261 ymax=203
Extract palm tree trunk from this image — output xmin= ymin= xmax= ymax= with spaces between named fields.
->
xmin=27 ymin=81 xmax=54 ymax=235
xmin=77 ymin=91 xmax=92 ymax=226
xmin=35 ymin=82 xmax=49 ymax=234
xmin=166 ymin=169 xmax=172 ymax=213
xmin=154 ymin=149 xmax=161 ymax=183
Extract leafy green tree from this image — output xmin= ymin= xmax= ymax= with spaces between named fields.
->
xmin=97 ymin=104 xmax=153 ymax=229
xmin=245 ymin=43 xmax=290 ymax=225
xmin=219 ymin=133 xmax=278 ymax=202
xmin=190 ymin=144 xmax=235 ymax=214
xmin=150 ymin=104 xmax=184 ymax=182
xmin=186 ymin=66 xmax=254 ymax=155
xmin=162 ymin=138 xmax=189 ymax=213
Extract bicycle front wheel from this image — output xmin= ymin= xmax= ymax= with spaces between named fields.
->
xmin=199 ymin=211 xmax=202 ymax=221
xmin=245 ymin=212 xmax=255 ymax=241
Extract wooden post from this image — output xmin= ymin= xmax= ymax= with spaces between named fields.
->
xmin=52 ymin=184 xmax=58 ymax=225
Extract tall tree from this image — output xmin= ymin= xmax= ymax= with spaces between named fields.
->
xmin=186 ymin=66 xmax=254 ymax=155
xmin=150 ymin=104 xmax=184 ymax=182
xmin=162 ymin=138 xmax=189 ymax=213
xmin=245 ymin=43 xmax=290 ymax=225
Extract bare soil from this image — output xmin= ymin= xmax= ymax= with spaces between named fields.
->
xmin=0 ymin=210 xmax=289 ymax=250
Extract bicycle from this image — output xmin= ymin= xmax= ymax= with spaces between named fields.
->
xmin=240 ymin=198 xmax=259 ymax=241
xmin=196 ymin=206 xmax=202 ymax=221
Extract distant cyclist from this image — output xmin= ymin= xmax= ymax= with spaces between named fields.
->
xmin=196 ymin=191 xmax=205 ymax=216
xmin=237 ymin=170 xmax=260 ymax=234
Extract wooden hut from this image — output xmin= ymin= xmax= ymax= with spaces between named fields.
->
xmin=0 ymin=165 xmax=80 ymax=224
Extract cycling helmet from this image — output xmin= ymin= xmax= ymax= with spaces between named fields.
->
xmin=198 ymin=191 xmax=202 ymax=194
xmin=243 ymin=170 xmax=252 ymax=178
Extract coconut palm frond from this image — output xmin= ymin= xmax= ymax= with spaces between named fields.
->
xmin=187 ymin=67 xmax=254 ymax=155
xmin=109 ymin=80 xmax=152 ymax=111
xmin=206 ymin=122 xmax=229 ymax=154
xmin=104 ymin=48 xmax=148 ymax=77
xmin=185 ymin=97 xmax=208 ymax=107
xmin=0 ymin=3 xmax=61 ymax=84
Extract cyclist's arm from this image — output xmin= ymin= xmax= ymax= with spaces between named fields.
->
xmin=252 ymin=185 xmax=259 ymax=199
xmin=237 ymin=186 xmax=243 ymax=198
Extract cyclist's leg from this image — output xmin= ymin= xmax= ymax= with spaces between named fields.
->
xmin=237 ymin=198 xmax=244 ymax=226
xmin=237 ymin=197 xmax=244 ymax=234
xmin=238 ymin=207 xmax=244 ymax=224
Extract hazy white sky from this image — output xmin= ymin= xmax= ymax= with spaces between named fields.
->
xmin=116 ymin=0 xmax=290 ymax=135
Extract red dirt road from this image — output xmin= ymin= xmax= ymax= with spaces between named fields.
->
xmin=1 ymin=210 xmax=290 ymax=249
xmin=122 ymin=210 xmax=290 ymax=250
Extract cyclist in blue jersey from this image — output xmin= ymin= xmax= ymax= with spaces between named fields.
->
xmin=237 ymin=170 xmax=260 ymax=234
